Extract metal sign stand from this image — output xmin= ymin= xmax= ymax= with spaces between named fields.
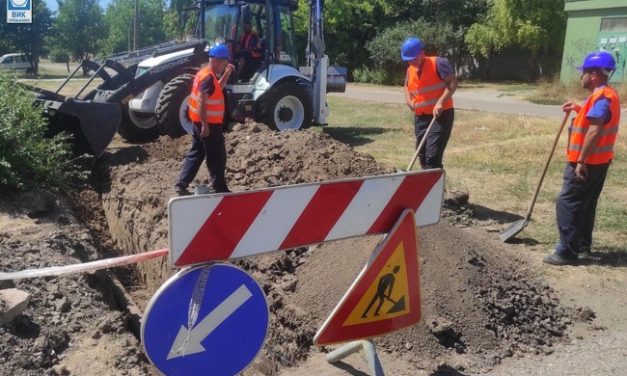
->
xmin=326 ymin=340 xmax=385 ymax=376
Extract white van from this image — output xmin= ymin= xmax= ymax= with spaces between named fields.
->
xmin=0 ymin=53 xmax=33 ymax=74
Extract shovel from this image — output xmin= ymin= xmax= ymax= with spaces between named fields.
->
xmin=499 ymin=111 xmax=571 ymax=242
xmin=407 ymin=115 xmax=438 ymax=171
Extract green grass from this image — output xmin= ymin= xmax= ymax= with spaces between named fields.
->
xmin=325 ymin=96 xmax=627 ymax=251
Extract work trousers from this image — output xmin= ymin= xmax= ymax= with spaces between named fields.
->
xmin=176 ymin=124 xmax=229 ymax=193
xmin=555 ymin=162 xmax=609 ymax=256
xmin=414 ymin=108 xmax=454 ymax=169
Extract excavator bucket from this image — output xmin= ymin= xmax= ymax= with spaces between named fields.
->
xmin=42 ymin=98 xmax=120 ymax=157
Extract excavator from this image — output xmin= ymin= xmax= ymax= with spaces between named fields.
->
xmin=33 ymin=0 xmax=345 ymax=157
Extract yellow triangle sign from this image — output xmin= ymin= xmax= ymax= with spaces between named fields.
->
xmin=314 ymin=209 xmax=421 ymax=346
xmin=343 ymin=242 xmax=410 ymax=325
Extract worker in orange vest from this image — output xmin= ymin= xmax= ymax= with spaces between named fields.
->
xmin=544 ymin=51 xmax=621 ymax=265
xmin=401 ymin=37 xmax=458 ymax=169
xmin=175 ymin=44 xmax=235 ymax=195
xmin=235 ymin=21 xmax=262 ymax=80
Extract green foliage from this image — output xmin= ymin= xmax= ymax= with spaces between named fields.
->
xmin=466 ymin=0 xmax=566 ymax=57
xmin=52 ymin=0 xmax=105 ymax=60
xmin=0 ymin=0 xmax=53 ymax=74
xmin=101 ymin=0 xmax=167 ymax=55
xmin=367 ymin=19 xmax=459 ymax=69
xmin=294 ymin=0 xmax=388 ymax=69
xmin=48 ymin=47 xmax=70 ymax=63
xmin=0 ymin=72 xmax=79 ymax=192
xmin=352 ymin=66 xmax=405 ymax=86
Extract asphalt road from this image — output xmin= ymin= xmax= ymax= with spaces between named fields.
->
xmin=330 ymin=84 xmax=564 ymax=119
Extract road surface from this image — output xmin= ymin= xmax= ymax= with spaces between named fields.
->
xmin=331 ymin=84 xmax=564 ymax=119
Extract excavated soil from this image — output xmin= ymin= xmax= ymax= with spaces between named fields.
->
xmin=89 ymin=122 xmax=574 ymax=374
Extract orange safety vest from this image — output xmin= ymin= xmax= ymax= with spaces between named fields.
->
xmin=406 ymin=56 xmax=453 ymax=116
xmin=241 ymin=31 xmax=261 ymax=59
xmin=568 ymin=86 xmax=620 ymax=165
xmin=188 ymin=66 xmax=225 ymax=125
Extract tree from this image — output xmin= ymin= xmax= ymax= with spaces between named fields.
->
xmin=465 ymin=0 xmax=566 ymax=57
xmin=101 ymin=0 xmax=167 ymax=55
xmin=0 ymin=0 xmax=53 ymax=74
xmin=52 ymin=0 xmax=105 ymax=61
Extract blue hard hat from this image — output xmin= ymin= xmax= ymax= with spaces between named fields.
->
xmin=208 ymin=44 xmax=229 ymax=59
xmin=577 ymin=51 xmax=616 ymax=72
xmin=401 ymin=37 xmax=423 ymax=62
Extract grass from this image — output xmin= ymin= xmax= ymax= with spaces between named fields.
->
xmin=527 ymin=78 xmax=627 ymax=106
xmin=325 ymin=96 xmax=627 ymax=251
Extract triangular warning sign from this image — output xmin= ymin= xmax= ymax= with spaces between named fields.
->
xmin=314 ymin=209 xmax=421 ymax=346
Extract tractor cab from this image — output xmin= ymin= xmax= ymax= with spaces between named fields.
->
xmin=199 ymin=0 xmax=299 ymax=82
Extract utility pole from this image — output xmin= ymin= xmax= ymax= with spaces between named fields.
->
xmin=133 ymin=0 xmax=139 ymax=51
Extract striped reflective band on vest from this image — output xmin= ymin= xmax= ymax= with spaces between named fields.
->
xmin=567 ymin=86 xmax=620 ymax=165
xmin=406 ymin=56 xmax=453 ymax=115
xmin=188 ymin=66 xmax=225 ymax=124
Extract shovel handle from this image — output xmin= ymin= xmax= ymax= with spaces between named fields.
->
xmin=524 ymin=111 xmax=571 ymax=220
xmin=407 ymin=115 xmax=438 ymax=171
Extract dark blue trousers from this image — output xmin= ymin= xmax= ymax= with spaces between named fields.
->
xmin=175 ymin=124 xmax=229 ymax=193
xmin=555 ymin=162 xmax=609 ymax=256
xmin=414 ymin=108 xmax=454 ymax=169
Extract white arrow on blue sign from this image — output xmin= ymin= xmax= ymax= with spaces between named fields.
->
xmin=141 ymin=263 xmax=269 ymax=376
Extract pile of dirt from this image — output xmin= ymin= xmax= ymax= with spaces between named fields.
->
xmin=93 ymin=121 xmax=573 ymax=374
xmin=0 ymin=193 xmax=153 ymax=376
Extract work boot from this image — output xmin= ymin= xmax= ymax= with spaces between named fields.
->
xmin=543 ymin=251 xmax=578 ymax=266
xmin=578 ymin=247 xmax=593 ymax=260
xmin=174 ymin=185 xmax=191 ymax=196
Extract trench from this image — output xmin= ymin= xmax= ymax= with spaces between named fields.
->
xmin=82 ymin=123 xmax=575 ymax=374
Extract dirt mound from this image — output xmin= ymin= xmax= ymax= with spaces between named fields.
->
xmin=96 ymin=122 xmax=570 ymax=374
xmin=0 ymin=194 xmax=153 ymax=376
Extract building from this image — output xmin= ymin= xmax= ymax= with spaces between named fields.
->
xmin=560 ymin=0 xmax=627 ymax=84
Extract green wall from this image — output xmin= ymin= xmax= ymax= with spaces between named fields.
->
xmin=560 ymin=0 xmax=627 ymax=83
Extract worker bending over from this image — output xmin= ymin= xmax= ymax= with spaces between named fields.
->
xmin=401 ymin=37 xmax=457 ymax=169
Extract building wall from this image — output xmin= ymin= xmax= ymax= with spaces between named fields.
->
xmin=560 ymin=0 xmax=627 ymax=84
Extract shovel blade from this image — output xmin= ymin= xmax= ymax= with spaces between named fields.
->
xmin=499 ymin=219 xmax=528 ymax=242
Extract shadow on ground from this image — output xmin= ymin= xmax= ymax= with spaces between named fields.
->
xmin=323 ymin=127 xmax=400 ymax=147
xmin=580 ymin=247 xmax=627 ymax=267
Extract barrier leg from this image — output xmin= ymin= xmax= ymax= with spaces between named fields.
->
xmin=326 ymin=340 xmax=385 ymax=376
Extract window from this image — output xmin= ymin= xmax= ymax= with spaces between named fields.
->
xmin=601 ymin=17 xmax=627 ymax=32
xmin=5 ymin=57 xmax=13 ymax=64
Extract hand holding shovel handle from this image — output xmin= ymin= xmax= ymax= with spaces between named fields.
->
xmin=407 ymin=115 xmax=438 ymax=171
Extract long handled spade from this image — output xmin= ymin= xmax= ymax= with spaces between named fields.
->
xmin=499 ymin=111 xmax=571 ymax=242
xmin=407 ymin=115 xmax=438 ymax=171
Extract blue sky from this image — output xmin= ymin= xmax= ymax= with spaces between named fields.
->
xmin=43 ymin=0 xmax=113 ymax=13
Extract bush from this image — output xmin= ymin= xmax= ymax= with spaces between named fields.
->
xmin=0 ymin=72 xmax=80 ymax=192
xmin=48 ymin=47 xmax=70 ymax=63
xmin=352 ymin=66 xmax=405 ymax=86
xmin=366 ymin=19 xmax=460 ymax=71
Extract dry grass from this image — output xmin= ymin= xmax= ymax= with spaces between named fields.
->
xmin=528 ymin=78 xmax=627 ymax=105
xmin=325 ymin=96 xmax=627 ymax=251
xmin=21 ymin=77 xmax=103 ymax=97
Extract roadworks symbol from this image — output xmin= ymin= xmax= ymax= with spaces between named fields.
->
xmin=343 ymin=242 xmax=410 ymax=325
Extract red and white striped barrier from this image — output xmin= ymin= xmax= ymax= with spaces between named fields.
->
xmin=168 ymin=170 xmax=444 ymax=266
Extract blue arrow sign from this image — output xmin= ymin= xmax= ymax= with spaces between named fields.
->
xmin=142 ymin=263 xmax=269 ymax=376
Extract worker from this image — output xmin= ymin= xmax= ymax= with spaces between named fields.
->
xmin=174 ymin=44 xmax=235 ymax=196
xmin=235 ymin=21 xmax=262 ymax=80
xmin=543 ymin=51 xmax=620 ymax=266
xmin=401 ymin=37 xmax=457 ymax=169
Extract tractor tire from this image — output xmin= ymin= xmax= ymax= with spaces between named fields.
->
xmin=155 ymin=73 xmax=195 ymax=138
xmin=257 ymin=80 xmax=312 ymax=131
xmin=117 ymin=104 xmax=159 ymax=143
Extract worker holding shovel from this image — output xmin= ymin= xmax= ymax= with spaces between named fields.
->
xmin=544 ymin=51 xmax=621 ymax=266
xmin=401 ymin=37 xmax=457 ymax=170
